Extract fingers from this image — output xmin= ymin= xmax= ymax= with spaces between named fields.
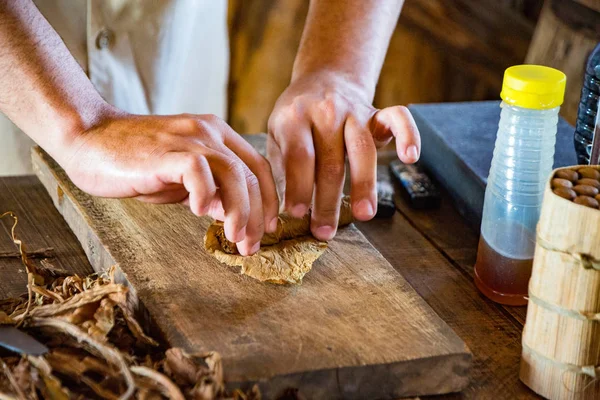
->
xmin=344 ymin=115 xmax=377 ymax=221
xmin=149 ymin=106 xmax=418 ymax=252
xmin=156 ymin=151 xmax=218 ymax=217
xmin=157 ymin=150 xmax=256 ymax=254
xmin=223 ymin=131 xmax=280 ymax=234
xmin=370 ymin=105 xmax=421 ymax=164
xmin=164 ymin=115 xmax=274 ymax=256
xmin=213 ymin=144 xmax=265 ymax=256
xmin=269 ymin=122 xmax=315 ymax=219
xmin=311 ymin=124 xmax=345 ymax=241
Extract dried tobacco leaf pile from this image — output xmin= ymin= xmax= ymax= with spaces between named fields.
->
xmin=0 ymin=212 xmax=261 ymax=400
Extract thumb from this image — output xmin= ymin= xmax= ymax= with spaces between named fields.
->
xmin=370 ymin=105 xmax=421 ymax=164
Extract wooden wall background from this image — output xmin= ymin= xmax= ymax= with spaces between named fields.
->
xmin=526 ymin=0 xmax=600 ymax=125
xmin=227 ymin=0 xmax=599 ymax=134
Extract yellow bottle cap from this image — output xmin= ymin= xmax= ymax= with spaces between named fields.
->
xmin=500 ymin=65 xmax=566 ymax=110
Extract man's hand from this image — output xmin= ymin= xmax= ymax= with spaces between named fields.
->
xmin=268 ymin=71 xmax=420 ymax=241
xmin=0 ymin=2 xmax=279 ymax=256
xmin=61 ymin=112 xmax=279 ymax=256
xmin=266 ymin=0 xmax=416 ymax=241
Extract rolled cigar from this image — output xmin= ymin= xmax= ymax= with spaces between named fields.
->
xmin=215 ymin=196 xmax=354 ymax=254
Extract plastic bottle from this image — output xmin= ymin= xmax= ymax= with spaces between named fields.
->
xmin=574 ymin=43 xmax=600 ymax=164
xmin=474 ymin=65 xmax=566 ymax=306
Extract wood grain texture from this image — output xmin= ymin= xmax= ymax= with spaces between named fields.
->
xmin=376 ymin=0 xmax=536 ymax=108
xmin=32 ymin=147 xmax=471 ymax=399
xmin=376 ymin=151 xmax=528 ymax=325
xmin=227 ymin=0 xmax=537 ymax=134
xmin=0 ymin=166 xmax=541 ymax=398
xmin=225 ymin=134 xmax=537 ymax=398
xmin=521 ymin=168 xmax=600 ymax=399
xmin=0 ymin=176 xmax=93 ymax=299
xmin=574 ymin=0 xmax=600 ymax=12
xmin=391 ymin=0 xmax=533 ymax=88
xmin=356 ymin=214 xmax=538 ymax=398
xmin=227 ymin=0 xmax=307 ymax=134
xmin=525 ymin=1 xmax=600 ymax=125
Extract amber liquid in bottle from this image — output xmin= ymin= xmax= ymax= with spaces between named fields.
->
xmin=474 ymin=236 xmax=533 ymax=306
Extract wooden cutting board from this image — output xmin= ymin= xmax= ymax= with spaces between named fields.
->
xmin=32 ymin=141 xmax=471 ymax=399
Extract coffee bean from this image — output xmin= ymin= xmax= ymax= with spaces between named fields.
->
xmin=578 ymin=167 xmax=600 ymax=181
xmin=555 ymin=169 xmax=579 ymax=182
xmin=573 ymin=185 xmax=599 ymax=197
xmin=574 ymin=196 xmax=599 ymax=208
xmin=551 ymin=178 xmax=573 ymax=189
xmin=578 ymin=178 xmax=600 ymax=190
xmin=553 ymin=187 xmax=576 ymax=200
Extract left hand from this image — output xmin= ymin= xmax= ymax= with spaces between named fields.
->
xmin=267 ymin=71 xmax=421 ymax=241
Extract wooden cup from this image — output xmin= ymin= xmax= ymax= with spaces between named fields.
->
xmin=521 ymin=165 xmax=600 ymax=399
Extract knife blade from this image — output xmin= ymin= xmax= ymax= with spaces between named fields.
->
xmin=0 ymin=325 xmax=48 ymax=355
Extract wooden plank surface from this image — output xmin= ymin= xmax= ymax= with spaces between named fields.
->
xmin=0 ymin=176 xmax=93 ymax=299
xmin=0 ymin=168 xmax=539 ymax=398
xmin=356 ymin=214 xmax=539 ymax=398
xmin=31 ymin=147 xmax=471 ymax=399
xmin=376 ymin=151 xmax=529 ymax=325
xmin=356 ymin=153 xmax=536 ymax=397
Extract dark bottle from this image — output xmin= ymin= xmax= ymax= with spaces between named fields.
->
xmin=574 ymin=43 xmax=600 ymax=164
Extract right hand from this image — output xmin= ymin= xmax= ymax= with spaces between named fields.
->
xmin=57 ymin=111 xmax=279 ymax=256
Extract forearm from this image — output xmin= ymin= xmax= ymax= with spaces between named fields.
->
xmin=0 ymin=1 xmax=113 ymax=159
xmin=292 ymin=0 xmax=403 ymax=100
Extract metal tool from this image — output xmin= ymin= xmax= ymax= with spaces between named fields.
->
xmin=375 ymin=165 xmax=396 ymax=218
xmin=0 ymin=325 xmax=48 ymax=355
xmin=389 ymin=160 xmax=441 ymax=209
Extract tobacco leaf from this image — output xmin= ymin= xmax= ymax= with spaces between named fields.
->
xmin=0 ymin=312 xmax=13 ymax=326
xmin=27 ymin=356 xmax=70 ymax=400
xmin=31 ymin=286 xmax=64 ymax=304
xmin=131 ymin=365 xmax=185 ymax=400
xmin=10 ymin=359 xmax=31 ymax=399
xmin=165 ymin=348 xmax=201 ymax=386
xmin=1 ymin=212 xmax=266 ymax=400
xmin=109 ymin=293 xmax=158 ymax=347
xmin=204 ymin=352 xmax=224 ymax=395
xmin=1 ymin=360 xmax=26 ymax=400
xmin=85 ymin=298 xmax=116 ymax=342
xmin=29 ymin=284 xmax=125 ymax=319
xmin=205 ymin=196 xmax=353 ymax=284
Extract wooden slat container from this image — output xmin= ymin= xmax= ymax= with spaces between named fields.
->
xmin=521 ymin=165 xmax=600 ymax=399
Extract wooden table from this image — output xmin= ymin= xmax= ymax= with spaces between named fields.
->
xmin=0 ymin=170 xmax=541 ymax=399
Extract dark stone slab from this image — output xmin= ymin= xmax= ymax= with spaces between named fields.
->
xmin=409 ymin=101 xmax=577 ymax=230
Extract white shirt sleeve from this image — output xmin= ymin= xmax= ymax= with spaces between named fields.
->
xmin=0 ymin=0 xmax=229 ymax=176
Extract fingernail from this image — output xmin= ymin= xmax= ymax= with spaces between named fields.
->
xmin=234 ymin=226 xmax=246 ymax=242
xmin=314 ymin=225 xmax=335 ymax=241
xmin=291 ymin=203 xmax=308 ymax=218
xmin=355 ymin=199 xmax=374 ymax=219
xmin=406 ymin=145 xmax=419 ymax=162
xmin=250 ymin=241 xmax=261 ymax=255
xmin=268 ymin=217 xmax=278 ymax=233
